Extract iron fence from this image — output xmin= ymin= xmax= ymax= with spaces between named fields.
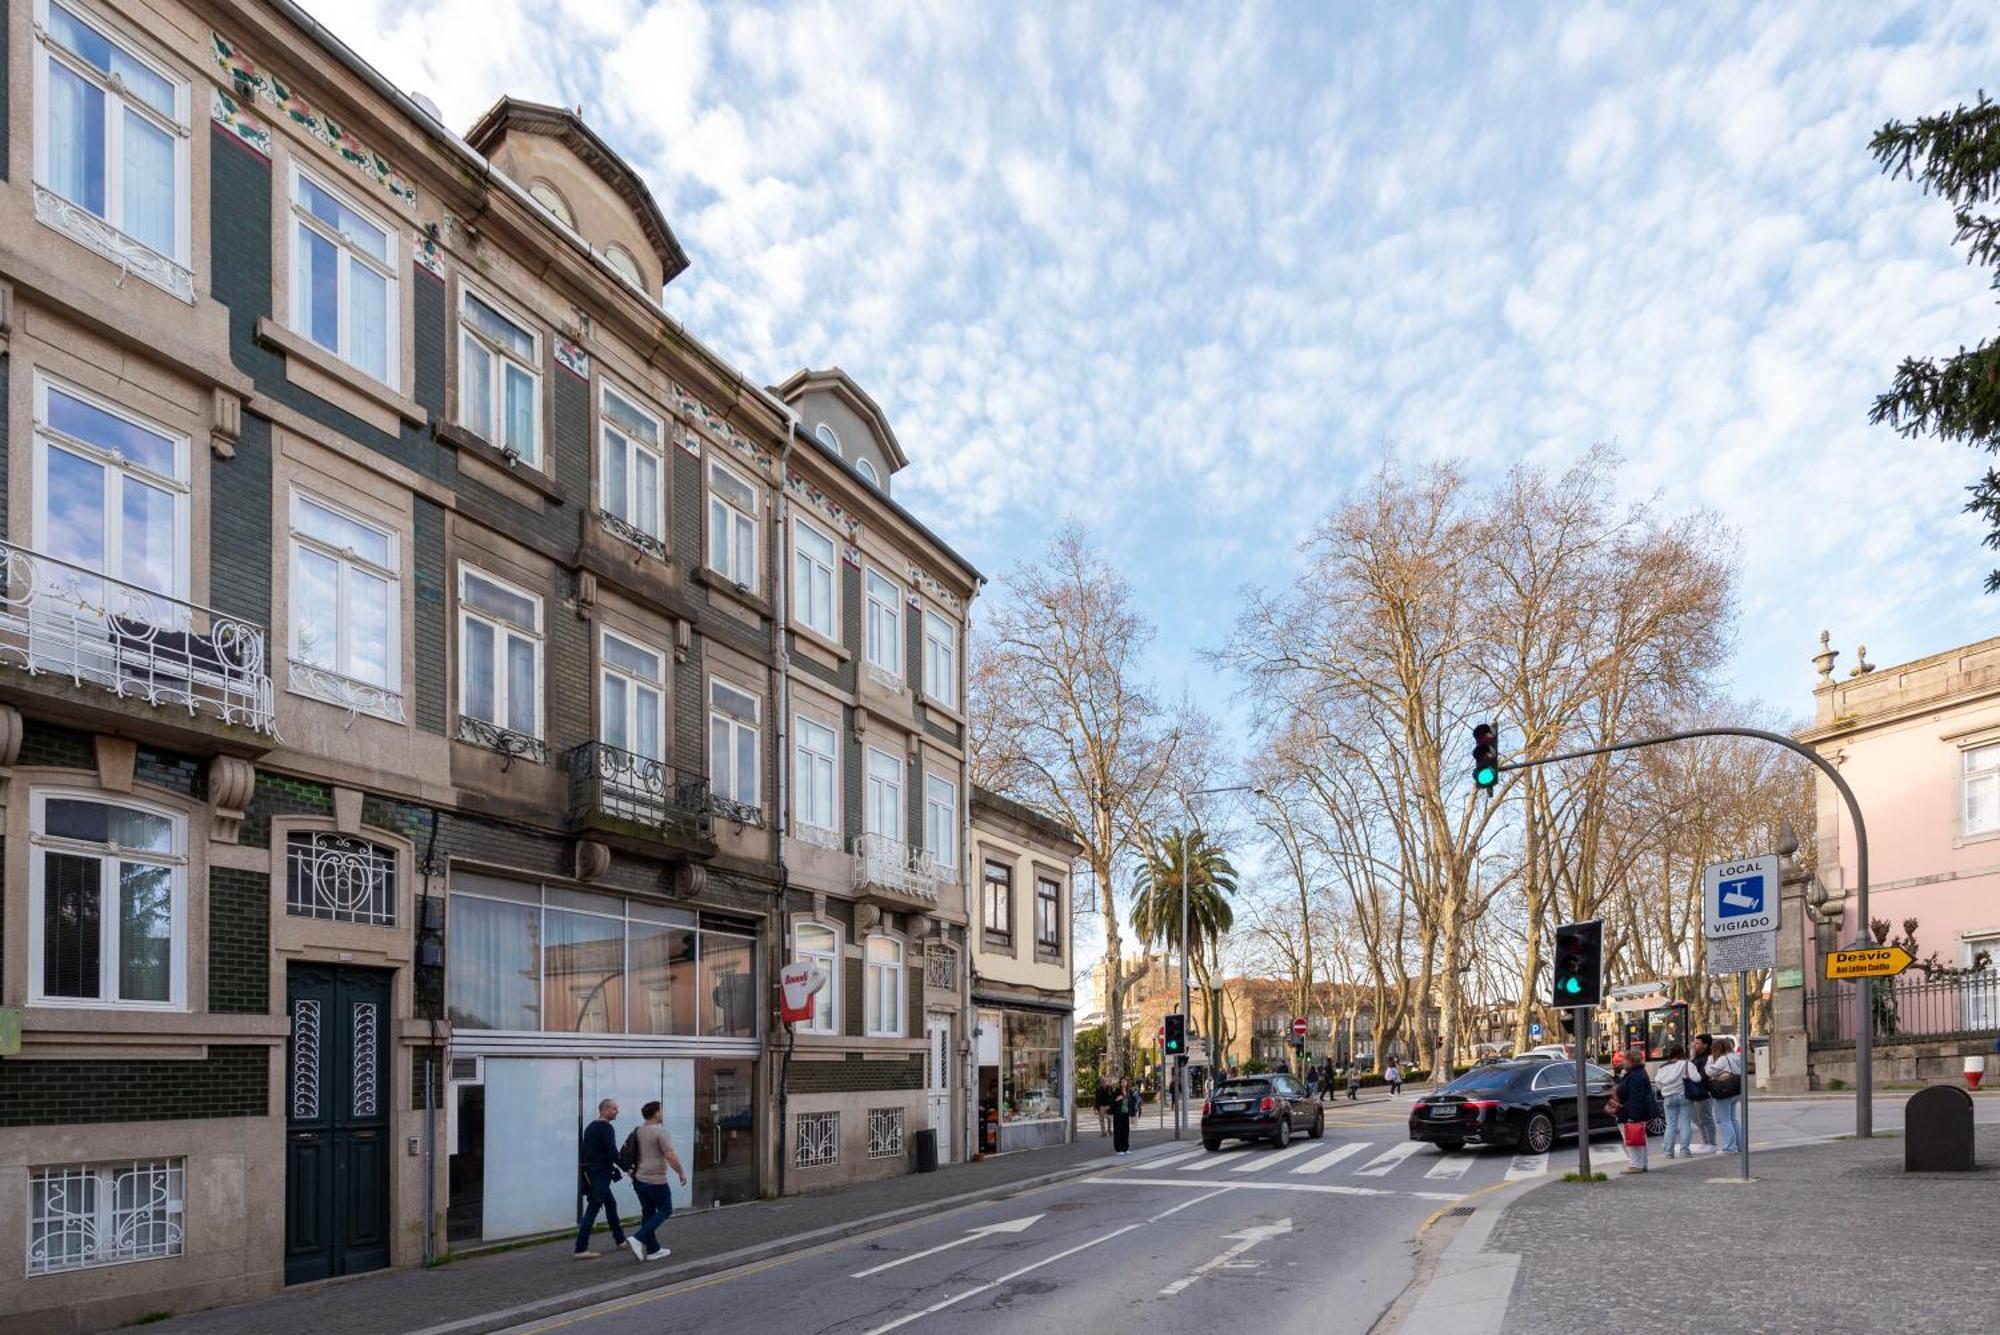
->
xmin=1804 ymin=972 xmax=2000 ymax=1047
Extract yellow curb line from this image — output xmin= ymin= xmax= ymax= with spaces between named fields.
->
xmin=1415 ymin=1177 xmax=1514 ymax=1240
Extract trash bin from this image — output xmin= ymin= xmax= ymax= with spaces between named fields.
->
xmin=913 ymin=1128 xmax=938 ymax=1173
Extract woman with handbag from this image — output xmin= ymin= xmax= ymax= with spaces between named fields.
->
xmin=1707 ymin=1037 xmax=1744 ymax=1153
xmin=1111 ymin=1078 xmax=1138 ymax=1155
xmin=1612 ymin=1048 xmax=1656 ymax=1174
xmin=1654 ymin=1045 xmax=1699 ymax=1159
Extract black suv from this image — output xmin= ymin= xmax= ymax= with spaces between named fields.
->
xmin=1201 ymin=1073 xmax=1326 ymax=1151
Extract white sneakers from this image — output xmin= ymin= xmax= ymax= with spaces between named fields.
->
xmin=647 ymin=1246 xmax=672 ymax=1261
xmin=627 ymin=1237 xmax=646 ymax=1261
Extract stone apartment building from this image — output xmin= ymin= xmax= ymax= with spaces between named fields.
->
xmin=0 ymin=2 xmax=977 ymax=1329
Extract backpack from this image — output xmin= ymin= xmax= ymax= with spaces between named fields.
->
xmin=617 ymin=1127 xmax=642 ymax=1174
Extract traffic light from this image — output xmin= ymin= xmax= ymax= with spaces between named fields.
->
xmin=1550 ymin=919 xmax=1603 ymax=1008
xmin=1163 ymin=1012 xmax=1186 ymax=1057
xmin=1472 ymin=722 xmax=1500 ymax=790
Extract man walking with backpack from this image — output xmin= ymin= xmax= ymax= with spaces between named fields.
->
xmin=624 ymin=1100 xmax=688 ymax=1261
xmin=574 ymin=1098 xmax=629 ymax=1258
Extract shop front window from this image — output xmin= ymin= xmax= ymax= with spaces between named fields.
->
xmin=1002 ymin=1011 xmax=1064 ymax=1124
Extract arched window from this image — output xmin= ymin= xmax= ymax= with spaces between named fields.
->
xmin=527 ymin=180 xmax=573 ymax=228
xmin=604 ymin=244 xmax=644 ymax=288
xmin=794 ymin=922 xmax=839 ymax=1034
xmin=855 ymin=457 xmax=879 ymax=486
xmin=814 ymin=422 xmax=841 ymax=456
xmin=864 ymin=935 xmax=904 ymax=1037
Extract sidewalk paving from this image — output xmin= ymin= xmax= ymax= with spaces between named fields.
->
xmin=1487 ymin=1124 xmax=2000 ymax=1333
xmin=147 ymin=1126 xmax=1181 ymax=1335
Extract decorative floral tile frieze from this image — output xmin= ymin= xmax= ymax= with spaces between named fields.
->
xmin=786 ymin=469 xmax=862 ymax=537
xmin=668 ymin=381 xmax=769 ymax=466
xmin=209 ymin=86 xmax=271 ymax=156
xmin=843 ymin=543 xmax=863 ymax=569
xmin=908 ymin=565 xmax=962 ymax=612
xmin=555 ymin=336 xmax=591 ymax=380
xmin=415 ymin=222 xmax=446 ymax=278
xmin=211 ymin=31 xmax=418 ymax=208
xmin=676 ymin=428 xmax=703 ymax=459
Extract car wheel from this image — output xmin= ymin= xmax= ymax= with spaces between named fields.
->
xmin=1648 ymin=1112 xmax=1666 ymax=1138
xmin=1274 ymin=1116 xmax=1292 ymax=1148
xmin=1310 ymin=1110 xmax=1325 ymax=1139
xmin=1523 ymin=1111 xmax=1555 ymax=1155
xmin=1203 ymin=1136 xmax=1222 ymax=1153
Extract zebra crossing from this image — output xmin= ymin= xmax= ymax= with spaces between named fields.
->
xmin=1105 ymin=1134 xmax=1565 ymax=1200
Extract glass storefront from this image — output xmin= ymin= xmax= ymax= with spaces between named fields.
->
xmin=976 ymin=1003 xmax=1071 ymax=1154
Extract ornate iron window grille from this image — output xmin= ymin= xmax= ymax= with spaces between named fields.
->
xmin=594 ymin=508 xmax=669 ymax=562
xmin=566 ymin=741 xmax=713 ymax=841
xmin=793 ymin=822 xmax=842 ymax=852
xmin=28 ymin=1159 xmax=186 ymax=1275
xmin=286 ymin=832 xmax=397 ymax=926
xmin=351 ymin=1002 xmax=380 ymax=1118
xmin=924 ymin=944 xmax=958 ymax=991
xmin=708 ymin=793 xmax=765 ymax=827
xmin=867 ymin=1107 xmax=906 ymax=1159
xmin=0 ymin=541 xmax=275 ymax=733
xmin=291 ymin=998 xmax=321 ymax=1120
xmin=794 ymin=1111 xmax=839 ymax=1168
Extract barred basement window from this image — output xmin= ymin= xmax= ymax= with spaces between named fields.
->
xmin=29 ymin=1159 xmax=185 ymax=1275
xmin=795 ymin=1110 xmax=838 ymax=1168
xmin=867 ymin=1107 xmax=905 ymax=1158
xmin=287 ymin=832 xmax=397 ymax=926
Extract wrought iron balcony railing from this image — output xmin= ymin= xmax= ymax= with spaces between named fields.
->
xmin=567 ymin=741 xmax=713 ymax=844
xmin=851 ymin=832 xmax=946 ymax=905
xmin=0 ymin=542 xmax=275 ymax=734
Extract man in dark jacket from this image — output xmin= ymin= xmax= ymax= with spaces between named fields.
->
xmin=1687 ymin=1034 xmax=1716 ymax=1153
xmin=1615 ymin=1050 xmax=1655 ymax=1174
xmin=574 ymin=1098 xmax=629 ymax=1257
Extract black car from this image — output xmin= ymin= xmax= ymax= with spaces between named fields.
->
xmin=1407 ymin=1058 xmax=1617 ymax=1154
xmin=1201 ymin=1073 xmax=1325 ymax=1150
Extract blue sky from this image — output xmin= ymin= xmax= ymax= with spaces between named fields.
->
xmin=338 ymin=0 xmax=2000 ymax=732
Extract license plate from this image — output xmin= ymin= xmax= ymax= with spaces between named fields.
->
xmin=1429 ymin=1105 xmax=1458 ymax=1119
xmin=1220 ymin=1102 xmax=1246 ymax=1113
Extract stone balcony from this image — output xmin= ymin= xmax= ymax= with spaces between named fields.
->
xmin=851 ymin=832 xmax=949 ymax=914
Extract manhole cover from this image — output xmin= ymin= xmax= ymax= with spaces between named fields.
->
xmin=1446 ymin=1206 xmax=1474 ymax=1217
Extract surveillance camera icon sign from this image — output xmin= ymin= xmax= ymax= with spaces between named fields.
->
xmin=1717 ymin=875 xmax=1764 ymax=919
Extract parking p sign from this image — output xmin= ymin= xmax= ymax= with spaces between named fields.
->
xmin=1703 ymin=854 xmax=1779 ymax=972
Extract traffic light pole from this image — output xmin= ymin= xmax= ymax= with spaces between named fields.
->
xmin=1498 ymin=724 xmax=1874 ymax=1138
xmin=1573 ymin=1009 xmax=1591 ymax=1178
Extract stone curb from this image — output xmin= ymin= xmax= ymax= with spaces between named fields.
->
xmin=405 ymin=1142 xmax=1187 ymax=1335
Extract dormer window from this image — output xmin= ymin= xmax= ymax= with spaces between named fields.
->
xmin=527 ymin=180 xmax=573 ymax=228
xmin=604 ymin=244 xmax=644 ymax=289
xmin=855 ymin=458 xmax=879 ymax=487
xmin=814 ymin=423 xmax=841 ymax=457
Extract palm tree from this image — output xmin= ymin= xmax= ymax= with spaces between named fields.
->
xmin=1131 ymin=828 xmax=1238 ymax=1061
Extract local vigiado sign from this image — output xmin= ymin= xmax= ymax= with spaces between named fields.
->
xmin=1703 ymin=854 xmax=1779 ymax=973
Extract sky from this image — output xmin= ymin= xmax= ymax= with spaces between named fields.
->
xmin=329 ymin=0 xmax=2000 ymax=750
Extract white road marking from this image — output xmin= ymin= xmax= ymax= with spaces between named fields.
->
xmin=1230 ymin=1141 xmax=1323 ymax=1174
xmin=849 ymin=1215 xmax=1044 ymax=1278
xmin=1142 ymin=1149 xmax=1205 ymax=1170
xmin=1353 ymin=1141 xmax=1425 ymax=1176
xmin=1182 ymin=1149 xmax=1240 ymax=1170
xmin=1158 ymin=1218 xmax=1293 ymax=1297
xmin=1505 ymin=1151 xmax=1550 ymax=1181
xmin=1292 ymin=1143 xmax=1368 ymax=1175
xmin=1088 ymin=1175 xmax=1464 ymax=1202
xmin=860 ymin=1188 xmax=1235 ymax=1335
xmin=1424 ymin=1152 xmax=1475 ymax=1180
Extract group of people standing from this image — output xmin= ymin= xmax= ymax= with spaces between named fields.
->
xmin=1611 ymin=1033 xmax=1745 ymax=1173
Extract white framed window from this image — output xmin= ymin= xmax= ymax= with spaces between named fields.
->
xmin=793 ymin=519 xmax=837 ymax=639
xmin=28 ymin=1158 xmax=185 ymax=1275
xmin=709 ymin=678 xmax=761 ymax=815
xmin=925 ymin=774 xmax=957 ymax=871
xmin=599 ymin=383 xmax=664 ymax=544
xmin=527 ymin=179 xmax=573 ymax=227
xmin=1965 ymin=743 xmax=2000 ymax=838
xmin=864 ymin=934 xmax=904 ymax=1037
xmin=794 ymin=921 xmax=839 ymax=1035
xmin=289 ymin=491 xmax=400 ymax=718
xmin=855 ymin=457 xmax=880 ymax=487
xmin=865 ymin=570 xmax=902 ymax=680
xmin=32 ymin=0 xmax=192 ymax=281
xmin=1036 ymin=875 xmax=1061 ymax=951
xmin=866 ymin=747 xmax=903 ymax=843
xmin=706 ymin=459 xmax=758 ymax=587
xmin=604 ymin=244 xmax=644 ymax=289
xmin=923 ymin=610 xmax=957 ymax=708
xmin=28 ymin=791 xmax=186 ymax=1010
xmin=458 ymin=287 xmax=541 ymax=463
xmin=983 ymin=859 xmax=1011 ymax=937
xmin=289 ymin=162 xmax=397 ymax=384
xmin=795 ymin=714 xmax=838 ymax=838
xmin=458 ymin=567 xmax=542 ymax=741
xmin=601 ymin=630 xmax=664 ymax=762
xmin=815 ymin=422 xmax=841 ymax=456
xmin=32 ymin=375 xmax=189 ymax=599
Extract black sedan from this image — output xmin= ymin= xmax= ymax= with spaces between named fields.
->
xmin=1407 ymin=1058 xmax=1616 ymax=1154
xmin=1201 ymin=1073 xmax=1325 ymax=1151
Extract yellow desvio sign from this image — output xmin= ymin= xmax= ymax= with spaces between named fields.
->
xmin=1824 ymin=946 xmax=1914 ymax=980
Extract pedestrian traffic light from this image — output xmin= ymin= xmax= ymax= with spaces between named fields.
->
xmin=1550 ymin=919 xmax=1603 ymax=1008
xmin=1163 ymin=1013 xmax=1186 ymax=1057
xmin=1472 ymin=722 xmax=1500 ymax=790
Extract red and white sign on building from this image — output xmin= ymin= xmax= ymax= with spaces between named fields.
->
xmin=1292 ymin=1016 xmax=1309 ymax=1040
xmin=779 ymin=961 xmax=828 ymax=1026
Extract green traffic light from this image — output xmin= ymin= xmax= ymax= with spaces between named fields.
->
xmin=1562 ymin=977 xmax=1580 ymax=995
xmin=1475 ymin=766 xmax=1498 ymax=788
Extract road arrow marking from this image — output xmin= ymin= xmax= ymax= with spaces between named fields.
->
xmin=1158 ymin=1218 xmax=1294 ymax=1297
xmin=849 ymin=1215 xmax=1044 ymax=1278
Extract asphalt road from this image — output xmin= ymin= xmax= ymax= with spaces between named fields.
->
xmin=489 ymin=1093 xmax=1954 ymax=1335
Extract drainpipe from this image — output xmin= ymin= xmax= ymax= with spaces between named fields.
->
xmin=773 ymin=413 xmax=797 ymax=1198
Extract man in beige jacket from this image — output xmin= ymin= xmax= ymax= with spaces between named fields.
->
xmin=627 ymin=1099 xmax=688 ymax=1261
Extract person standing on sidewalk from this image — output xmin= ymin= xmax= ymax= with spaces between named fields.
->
xmin=1094 ymin=1080 xmax=1112 ymax=1137
xmin=627 ymin=1100 xmax=688 ymax=1261
xmin=1687 ymin=1033 xmax=1717 ymax=1153
xmin=1654 ymin=1044 xmax=1699 ymax=1159
xmin=1613 ymin=1048 xmax=1656 ymax=1174
xmin=574 ymin=1099 xmax=629 ymax=1258
xmin=1386 ymin=1061 xmax=1403 ymax=1096
xmin=1346 ymin=1065 xmax=1361 ymax=1101
xmin=1111 ymin=1077 xmax=1137 ymax=1154
xmin=1708 ymin=1037 xmax=1745 ymax=1153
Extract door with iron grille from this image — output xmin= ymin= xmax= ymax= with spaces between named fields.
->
xmin=285 ymin=964 xmax=391 ymax=1283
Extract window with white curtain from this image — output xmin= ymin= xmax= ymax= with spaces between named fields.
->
xmin=600 ymin=630 xmax=664 ymax=761
xmin=794 ymin=520 xmax=837 ymax=638
xmin=458 ymin=289 xmax=540 ymax=462
xmin=290 ymin=163 xmax=397 ymax=383
xmin=289 ymin=491 xmax=400 ymax=718
xmin=34 ymin=0 xmax=190 ymax=275
xmin=795 ymin=921 xmax=839 ymax=1035
xmin=866 ymin=747 xmax=903 ymax=843
xmin=1965 ymin=743 xmax=2000 ymax=837
xmin=709 ymin=679 xmax=761 ymax=815
xmin=600 ymin=384 xmax=663 ymax=543
xmin=923 ymin=610 xmax=957 ymax=707
xmin=707 ymin=460 xmax=758 ymax=586
xmin=925 ymin=774 xmax=957 ymax=870
xmin=795 ymin=715 xmax=837 ymax=837
xmin=458 ymin=567 xmax=542 ymax=741
xmin=866 ymin=570 xmax=901 ymax=679
xmin=29 ymin=791 xmax=185 ymax=1010
xmin=864 ymin=935 xmax=904 ymax=1037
